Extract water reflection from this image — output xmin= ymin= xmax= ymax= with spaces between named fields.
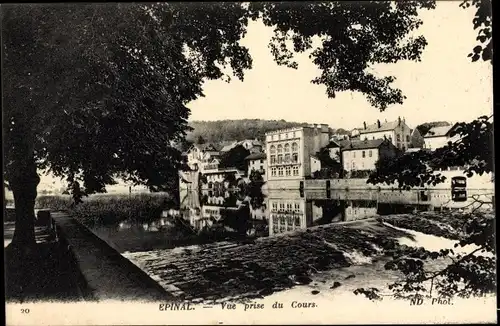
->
xmin=92 ymin=184 xmax=493 ymax=253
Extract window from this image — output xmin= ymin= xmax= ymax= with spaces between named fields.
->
xmin=270 ymin=145 xmax=276 ymax=154
xmin=285 ymin=166 xmax=291 ymax=176
xmin=286 ymin=203 xmax=292 ymax=211
xmin=278 ymin=134 xmax=281 ymax=140
xmin=369 ymin=150 xmax=372 ymax=157
xmin=271 ymin=167 xmax=277 ymax=177
xmin=352 ymin=162 xmax=356 ymax=169
xmin=292 ymin=142 xmax=298 ymax=153
xmin=373 ymin=136 xmax=375 ymax=140
xmin=362 ymin=151 xmax=365 ymax=158
xmin=284 ymin=143 xmax=290 ymax=153
xmin=278 ymin=167 xmax=284 ymax=176
xmin=272 ymin=202 xmax=278 ymax=210
xmin=294 ymin=203 xmax=300 ymax=212
xmin=279 ymin=203 xmax=285 ymax=210
xmin=292 ymin=153 xmax=298 ymax=163
xmin=293 ymin=132 xmax=296 ymax=138
xmin=284 ymin=153 xmax=290 ymax=163
xmin=277 ymin=144 xmax=283 ymax=154
xmin=270 ymin=155 xmax=276 ymax=164
xmin=260 ymin=159 xmax=263 ymax=164
xmin=396 ymin=134 xmax=401 ymax=141
xmin=293 ymin=166 xmax=299 ymax=176
xmin=277 ymin=154 xmax=283 ymax=164
xmin=406 ymin=135 xmax=410 ymax=142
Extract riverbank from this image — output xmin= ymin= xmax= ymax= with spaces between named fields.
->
xmin=34 ymin=193 xmax=175 ymax=227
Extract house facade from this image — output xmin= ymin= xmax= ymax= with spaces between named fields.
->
xmin=341 ymin=139 xmax=399 ymax=173
xmin=245 ymin=152 xmax=268 ymax=181
xmin=265 ymin=124 xmax=330 ymax=181
xmin=355 ymin=117 xmax=412 ymax=151
xmin=423 ymin=124 xmax=459 ymax=150
xmin=185 ymin=144 xmax=220 ymax=171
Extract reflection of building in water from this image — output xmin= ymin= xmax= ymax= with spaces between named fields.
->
xmin=268 ymin=197 xmax=306 ymax=235
xmin=344 ymin=200 xmax=378 ymax=221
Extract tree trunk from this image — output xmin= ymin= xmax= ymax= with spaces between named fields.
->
xmin=10 ymin=158 xmax=40 ymax=248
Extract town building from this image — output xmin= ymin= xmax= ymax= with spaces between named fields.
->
xmin=324 ymin=140 xmax=341 ymax=160
xmin=341 ymin=138 xmax=399 ymax=173
xmin=202 ymin=168 xmax=246 ymax=189
xmin=353 ymin=117 xmax=412 ymax=151
xmin=409 ymin=128 xmax=425 ymax=148
xmin=245 ymin=152 xmax=267 ymax=181
xmin=423 ymin=123 xmax=460 ymax=150
xmin=265 ymin=124 xmax=330 ymax=181
xmin=310 ymin=155 xmax=322 ymax=177
xmin=185 ymin=143 xmax=220 ymax=171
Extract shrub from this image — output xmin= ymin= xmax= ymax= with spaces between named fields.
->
xmin=36 ymin=193 xmax=174 ymax=227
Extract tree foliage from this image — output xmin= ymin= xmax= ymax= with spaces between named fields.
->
xmin=460 ymin=0 xmax=492 ymax=63
xmin=247 ymin=1 xmax=436 ymax=111
xmin=355 ymin=209 xmax=495 ymax=301
xmin=3 ymin=3 xmax=254 ymax=194
xmin=219 ymin=145 xmax=251 ymax=173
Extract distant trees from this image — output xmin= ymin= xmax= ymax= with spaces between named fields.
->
xmin=187 ymin=119 xmax=308 ymax=144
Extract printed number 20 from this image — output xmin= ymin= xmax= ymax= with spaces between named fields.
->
xmin=21 ymin=309 xmax=30 ymax=314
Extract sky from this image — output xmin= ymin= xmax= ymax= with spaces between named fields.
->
xmin=187 ymin=2 xmax=493 ymax=130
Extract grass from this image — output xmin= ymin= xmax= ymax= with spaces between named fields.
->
xmin=35 ymin=193 xmax=175 ymax=227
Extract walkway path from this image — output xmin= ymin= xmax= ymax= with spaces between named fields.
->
xmin=4 ymin=215 xmax=84 ymax=302
xmin=52 ymin=212 xmax=173 ymax=301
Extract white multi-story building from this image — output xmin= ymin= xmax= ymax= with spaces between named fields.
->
xmin=354 ymin=117 xmax=412 ymax=151
xmin=423 ymin=123 xmax=460 ymax=150
xmin=265 ymin=124 xmax=330 ymax=181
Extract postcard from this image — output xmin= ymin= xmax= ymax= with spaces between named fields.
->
xmin=3 ymin=1 xmax=495 ymax=325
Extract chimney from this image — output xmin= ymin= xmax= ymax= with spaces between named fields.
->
xmin=398 ymin=116 xmax=401 ymax=126
xmin=377 ymin=119 xmax=381 ymax=128
xmin=363 ymin=121 xmax=366 ymax=129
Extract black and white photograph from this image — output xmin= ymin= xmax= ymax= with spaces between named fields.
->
xmin=3 ymin=1 xmax=495 ymax=325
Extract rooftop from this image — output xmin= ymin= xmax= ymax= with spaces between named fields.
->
xmin=341 ymin=139 xmax=388 ymax=151
xmin=265 ymin=123 xmax=329 ymax=136
xmin=424 ymin=125 xmax=456 ymax=138
xmin=357 ymin=119 xmax=404 ymax=134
